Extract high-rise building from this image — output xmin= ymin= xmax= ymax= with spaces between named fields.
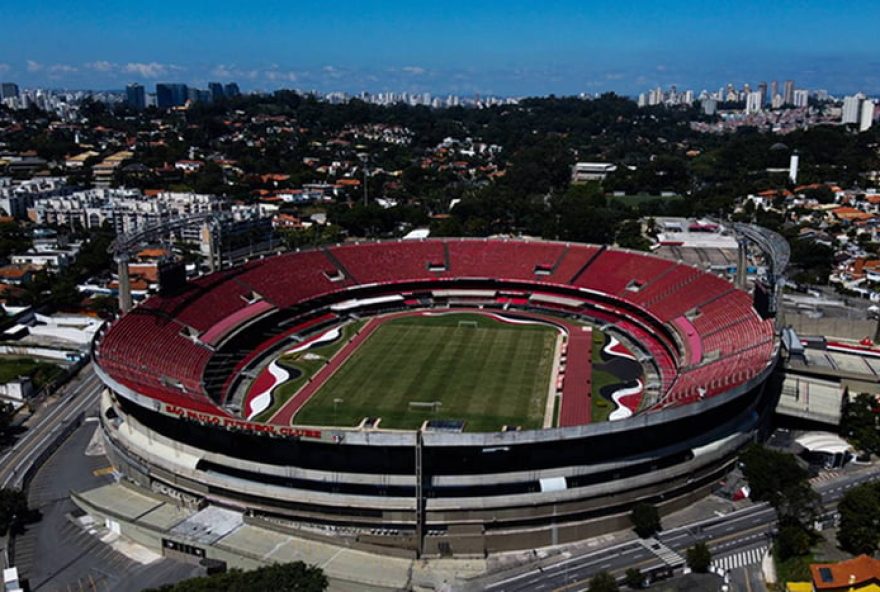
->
xmin=186 ymin=87 xmax=212 ymax=104
xmin=783 ymin=80 xmax=795 ymax=105
xmin=770 ymin=80 xmax=778 ymax=103
xmin=793 ymin=89 xmax=809 ymax=108
xmin=789 ymin=153 xmax=799 ymax=184
xmin=758 ymin=81 xmax=768 ymax=105
xmin=771 ymin=93 xmax=784 ymax=109
xmin=745 ymin=91 xmax=763 ymax=114
xmin=842 ymin=93 xmax=865 ymax=125
xmin=701 ymin=98 xmax=717 ymax=116
xmin=156 ymin=83 xmax=189 ymax=108
xmin=860 ymin=99 xmax=875 ymax=132
xmin=125 ymin=83 xmax=146 ymax=110
xmin=224 ymin=83 xmax=240 ymax=98
xmin=0 ymin=83 xmax=19 ymax=99
xmin=208 ymin=82 xmax=225 ymax=101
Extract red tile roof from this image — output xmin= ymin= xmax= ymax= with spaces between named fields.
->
xmin=811 ymin=555 xmax=880 ymax=590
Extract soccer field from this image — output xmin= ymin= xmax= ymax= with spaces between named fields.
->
xmin=293 ymin=313 xmax=558 ymax=431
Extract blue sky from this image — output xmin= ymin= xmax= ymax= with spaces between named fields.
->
xmin=3 ymin=1 xmax=880 ymax=96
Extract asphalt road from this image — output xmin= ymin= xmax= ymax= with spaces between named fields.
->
xmin=0 ymin=362 xmax=200 ymax=590
xmin=0 ymin=363 xmax=103 ymax=490
xmin=479 ymin=467 xmax=880 ymax=592
xmin=13 ymin=418 xmax=201 ymax=591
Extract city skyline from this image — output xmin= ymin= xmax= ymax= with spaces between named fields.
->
xmin=3 ymin=0 xmax=880 ymax=96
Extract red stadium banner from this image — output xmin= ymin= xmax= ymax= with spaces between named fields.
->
xmin=162 ymin=403 xmax=324 ymax=441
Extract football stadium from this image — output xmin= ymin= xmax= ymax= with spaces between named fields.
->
xmin=91 ymin=237 xmax=781 ymax=556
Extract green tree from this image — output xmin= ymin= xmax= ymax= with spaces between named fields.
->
xmin=630 ymin=502 xmax=662 ymax=538
xmin=837 ymin=482 xmax=880 ymax=555
xmin=147 ymin=561 xmax=327 ymax=592
xmin=802 ymin=185 xmax=835 ymax=204
xmin=624 ymin=567 xmax=644 ymax=589
xmin=840 ymin=393 xmax=880 ymax=456
xmin=776 ymin=520 xmax=815 ymax=560
xmin=739 ymin=444 xmax=819 ymax=526
xmin=0 ymin=488 xmax=29 ymax=536
xmin=588 ymin=571 xmax=619 ymax=592
xmin=616 ymin=219 xmax=651 ymax=251
xmin=686 ymin=542 xmax=712 ymax=573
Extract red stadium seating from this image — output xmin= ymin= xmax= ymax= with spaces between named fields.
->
xmin=236 ymin=250 xmax=349 ymax=308
xmin=446 ymin=240 xmax=567 ymax=280
xmin=97 ymin=239 xmax=776 ymax=420
xmin=547 ymin=245 xmax=602 ymax=284
xmin=142 ymin=266 xmax=263 ymax=332
xmin=643 ymin=273 xmax=734 ymax=322
xmin=331 ymin=241 xmax=446 ymax=284
xmin=573 ymin=250 xmax=676 ymax=294
xmin=97 ymin=308 xmax=211 ymax=395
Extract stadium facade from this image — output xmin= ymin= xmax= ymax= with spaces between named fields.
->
xmin=93 ymin=239 xmax=779 ymax=556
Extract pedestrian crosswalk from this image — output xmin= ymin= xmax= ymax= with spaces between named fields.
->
xmin=810 ymin=471 xmax=840 ymax=485
xmin=640 ymin=537 xmax=685 ymax=567
xmin=711 ymin=545 xmax=768 ymax=572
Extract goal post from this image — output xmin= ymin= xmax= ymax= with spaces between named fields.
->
xmin=457 ymin=320 xmax=479 ymax=329
xmin=409 ymin=401 xmax=443 ymax=412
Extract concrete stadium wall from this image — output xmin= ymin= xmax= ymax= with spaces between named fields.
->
xmin=785 ymin=315 xmax=877 ymax=341
xmin=98 ymin=375 xmax=770 ymax=556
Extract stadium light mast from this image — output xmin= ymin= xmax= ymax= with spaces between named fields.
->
xmin=115 ymin=252 xmax=133 ymax=314
xmin=359 ymin=153 xmax=369 ymax=207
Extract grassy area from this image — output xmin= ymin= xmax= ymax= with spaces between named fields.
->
xmin=0 ymin=358 xmax=64 ymax=388
xmin=590 ymin=328 xmax=615 ymax=422
xmin=591 ymin=369 xmax=620 ymax=422
xmin=294 ymin=313 xmax=557 ymax=431
xmin=251 ymin=321 xmax=364 ymax=422
xmin=774 ymin=551 xmax=814 ymax=587
xmin=592 ymin=328 xmax=605 ymax=363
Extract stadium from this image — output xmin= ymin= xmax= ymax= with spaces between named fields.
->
xmin=92 ymin=237 xmax=781 ymax=557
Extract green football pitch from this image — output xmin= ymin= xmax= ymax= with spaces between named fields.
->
xmin=293 ymin=313 xmax=558 ymax=431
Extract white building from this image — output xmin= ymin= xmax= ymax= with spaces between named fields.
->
xmin=793 ymin=89 xmax=809 ymax=108
xmin=860 ymin=99 xmax=875 ymax=132
xmin=571 ymin=162 xmax=617 ymax=183
xmin=745 ymin=91 xmax=763 ymax=114
xmin=0 ymin=176 xmax=72 ymax=219
xmin=841 ymin=93 xmax=874 ymax=131
xmin=842 ymin=93 xmax=866 ymax=125
xmin=11 ymin=250 xmax=71 ymax=270
xmin=31 ymin=189 xmax=226 ymax=233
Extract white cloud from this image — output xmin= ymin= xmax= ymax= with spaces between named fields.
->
xmin=26 ymin=60 xmax=43 ymax=72
xmin=264 ymin=67 xmax=298 ymax=82
xmin=49 ymin=64 xmax=78 ymax=74
xmin=122 ymin=62 xmax=181 ymax=78
xmin=321 ymin=65 xmax=343 ymax=79
xmin=86 ymin=60 xmax=116 ymax=72
xmin=211 ymin=64 xmax=235 ymax=78
xmin=212 ymin=64 xmax=259 ymax=80
xmin=401 ymin=66 xmax=426 ymax=76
